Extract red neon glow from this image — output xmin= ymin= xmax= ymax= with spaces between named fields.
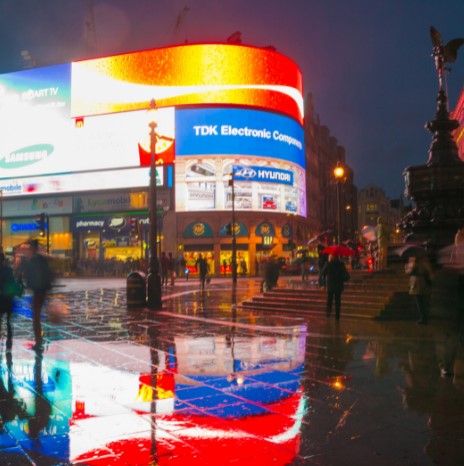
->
xmin=73 ymin=393 xmax=303 ymax=465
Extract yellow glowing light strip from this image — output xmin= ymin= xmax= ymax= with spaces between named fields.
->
xmin=71 ymin=65 xmax=303 ymax=118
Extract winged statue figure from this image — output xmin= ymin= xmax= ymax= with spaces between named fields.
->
xmin=430 ymin=26 xmax=464 ymax=91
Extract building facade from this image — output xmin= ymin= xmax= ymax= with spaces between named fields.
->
xmin=304 ymin=96 xmax=358 ymax=244
xmin=357 ymin=184 xmax=403 ymax=244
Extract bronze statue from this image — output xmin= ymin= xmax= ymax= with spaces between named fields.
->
xmin=430 ymin=26 xmax=464 ymax=93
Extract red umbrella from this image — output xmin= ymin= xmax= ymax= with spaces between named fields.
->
xmin=321 ymin=245 xmax=355 ymax=257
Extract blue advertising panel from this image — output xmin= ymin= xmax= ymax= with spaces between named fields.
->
xmin=175 ymin=108 xmax=305 ymax=168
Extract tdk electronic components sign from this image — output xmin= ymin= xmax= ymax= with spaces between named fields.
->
xmin=176 ymin=108 xmax=305 ymax=168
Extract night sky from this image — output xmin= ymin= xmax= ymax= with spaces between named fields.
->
xmin=1 ymin=0 xmax=464 ymax=198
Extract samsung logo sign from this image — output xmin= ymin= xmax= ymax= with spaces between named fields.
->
xmin=233 ymin=165 xmax=293 ymax=186
xmin=0 ymin=144 xmax=54 ymax=169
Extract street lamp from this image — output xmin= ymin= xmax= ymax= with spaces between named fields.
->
xmin=158 ymin=202 xmax=170 ymax=259
xmin=229 ymin=170 xmax=237 ymax=285
xmin=0 ymin=190 xmax=3 ymax=252
xmin=147 ymin=99 xmax=162 ymax=309
xmin=334 ymin=163 xmax=345 ymax=245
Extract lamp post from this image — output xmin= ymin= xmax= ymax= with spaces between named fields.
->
xmin=158 ymin=202 xmax=170 ymax=259
xmin=0 ymin=190 xmax=3 ymax=252
xmin=147 ymin=99 xmax=162 ymax=309
xmin=229 ymin=170 xmax=237 ymax=285
xmin=334 ymin=163 xmax=345 ymax=245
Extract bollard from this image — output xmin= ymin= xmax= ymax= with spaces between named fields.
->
xmin=126 ymin=271 xmax=147 ymax=308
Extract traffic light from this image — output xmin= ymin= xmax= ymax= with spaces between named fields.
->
xmin=130 ymin=218 xmax=139 ymax=239
xmin=225 ymin=223 xmax=233 ymax=235
xmin=35 ymin=213 xmax=46 ymax=236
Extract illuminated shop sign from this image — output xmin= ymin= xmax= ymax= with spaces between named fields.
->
xmin=183 ymin=222 xmax=214 ymax=238
xmin=176 ymin=108 xmax=305 ymax=167
xmin=0 ymin=166 xmax=164 ymax=198
xmin=256 ymin=222 xmax=276 ymax=236
xmin=11 ymin=222 xmax=44 ymax=232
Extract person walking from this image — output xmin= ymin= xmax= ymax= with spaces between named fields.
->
xmin=195 ymin=254 xmax=209 ymax=289
xmin=160 ymin=252 xmax=169 ymax=287
xmin=405 ymin=253 xmax=434 ymax=325
xmin=20 ymin=240 xmax=53 ymax=351
xmin=168 ymin=252 xmax=176 ymax=286
xmin=321 ymin=254 xmax=350 ymax=320
xmin=0 ymin=254 xmax=17 ymax=350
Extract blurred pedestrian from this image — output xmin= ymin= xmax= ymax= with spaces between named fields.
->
xmin=168 ymin=252 xmax=176 ymax=286
xmin=405 ymin=253 xmax=434 ymax=325
xmin=178 ymin=255 xmax=186 ymax=278
xmin=160 ymin=252 xmax=169 ymax=286
xmin=453 ymin=226 xmax=464 ymax=263
xmin=322 ymin=254 xmax=350 ymax=320
xmin=240 ymin=258 xmax=247 ymax=275
xmin=195 ymin=254 xmax=209 ymax=289
xmin=301 ymin=255 xmax=310 ymax=281
xmin=263 ymin=256 xmax=279 ymax=291
xmin=317 ymin=238 xmax=328 ymax=288
xmin=20 ymin=239 xmax=53 ymax=351
xmin=0 ymin=254 xmax=16 ymax=350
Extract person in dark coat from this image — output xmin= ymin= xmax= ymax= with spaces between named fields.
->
xmin=322 ymin=254 xmax=350 ymax=320
xmin=20 ymin=240 xmax=53 ymax=351
xmin=195 ymin=254 xmax=209 ymax=289
xmin=0 ymin=253 xmax=16 ymax=350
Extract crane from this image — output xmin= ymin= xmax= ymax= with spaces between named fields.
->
xmin=85 ymin=0 xmax=98 ymax=54
xmin=171 ymin=6 xmax=190 ymax=44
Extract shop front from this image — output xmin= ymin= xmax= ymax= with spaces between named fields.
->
xmin=219 ymin=221 xmax=250 ymax=276
xmin=72 ymin=214 xmax=147 ymax=276
xmin=181 ymin=222 xmax=215 ymax=276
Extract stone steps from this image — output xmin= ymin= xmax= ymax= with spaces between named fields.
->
xmin=240 ymin=270 xmax=413 ymax=319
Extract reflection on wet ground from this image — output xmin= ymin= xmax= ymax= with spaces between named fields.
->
xmin=0 ymin=278 xmax=464 ymax=465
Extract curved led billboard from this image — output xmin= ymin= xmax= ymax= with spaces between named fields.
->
xmin=0 ymin=43 xmax=305 ymax=214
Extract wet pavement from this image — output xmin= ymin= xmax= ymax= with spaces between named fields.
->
xmin=1 ymin=276 xmax=464 ymax=465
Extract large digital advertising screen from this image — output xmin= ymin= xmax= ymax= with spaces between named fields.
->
xmin=0 ymin=44 xmax=305 ymax=212
xmin=175 ymin=107 xmax=306 ymax=215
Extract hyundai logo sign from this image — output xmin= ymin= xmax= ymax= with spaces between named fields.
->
xmin=235 ymin=167 xmax=256 ymax=178
xmin=233 ymin=164 xmax=293 ymax=186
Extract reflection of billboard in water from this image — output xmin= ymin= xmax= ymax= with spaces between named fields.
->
xmin=0 ymin=354 xmax=72 ymax=463
xmin=62 ymin=325 xmax=307 ymax=465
